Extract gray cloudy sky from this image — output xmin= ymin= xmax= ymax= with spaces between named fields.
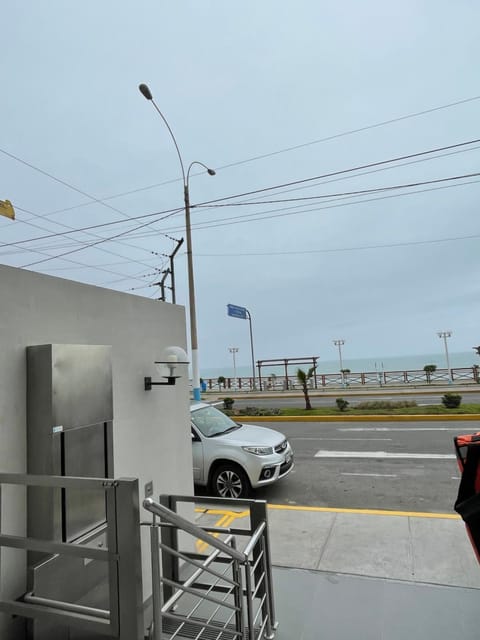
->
xmin=1 ymin=1 xmax=480 ymax=371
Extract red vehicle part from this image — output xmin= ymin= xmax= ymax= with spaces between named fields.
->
xmin=454 ymin=432 xmax=480 ymax=563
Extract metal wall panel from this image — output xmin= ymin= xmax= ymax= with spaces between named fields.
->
xmin=26 ymin=344 xmax=113 ymax=544
xmin=26 ymin=344 xmax=114 ymax=640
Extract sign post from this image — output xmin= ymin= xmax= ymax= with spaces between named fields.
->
xmin=227 ymin=304 xmax=256 ymax=389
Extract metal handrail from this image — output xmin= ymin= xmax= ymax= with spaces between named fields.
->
xmin=144 ymin=496 xmax=277 ymax=640
xmin=243 ymin=521 xmax=266 ymax=558
xmin=0 ymin=472 xmax=143 ymax=640
xmin=143 ymin=498 xmax=244 ymax=562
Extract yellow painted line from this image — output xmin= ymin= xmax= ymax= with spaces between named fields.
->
xmin=196 ymin=512 xmax=230 ymax=552
xmin=239 ymin=414 xmax=480 ymax=422
xmin=194 ymin=507 xmax=249 ymax=518
xmin=195 ymin=508 xmax=250 ymax=552
xmin=267 ymin=503 xmax=460 ymax=519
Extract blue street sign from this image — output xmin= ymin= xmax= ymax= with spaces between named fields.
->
xmin=227 ymin=304 xmax=247 ymax=320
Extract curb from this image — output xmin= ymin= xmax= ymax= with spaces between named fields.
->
xmin=203 ymin=386 xmax=480 ymax=400
xmin=237 ymin=414 xmax=480 ymax=422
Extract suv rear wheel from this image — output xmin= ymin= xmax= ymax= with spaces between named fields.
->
xmin=211 ymin=463 xmax=250 ymax=499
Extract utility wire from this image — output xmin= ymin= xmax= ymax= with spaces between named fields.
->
xmin=195 ymin=233 xmax=480 ymax=256
xmin=11 ymin=172 xmax=480 ymax=254
xmin=231 ymin=144 xmax=480 ymax=203
xmin=0 ymin=214 xmax=160 ymax=282
xmin=17 ymin=175 xmax=480 ymax=266
xmin=0 ymin=146 xmax=175 ymax=258
xmin=176 ymin=178 xmax=480 ymax=234
xmin=97 ymin=175 xmax=480 ymax=242
xmin=20 ymin=208 xmax=183 ymax=269
xmin=30 ymin=93 xmax=480 ymax=213
xmin=194 ymin=172 xmax=480 ymax=208
xmin=1 ymin=205 xmax=184 ymax=249
xmin=195 ymin=138 xmax=480 ymax=206
xmin=6 ymin=94 xmax=480 ymax=227
xmin=3 ymin=136 xmax=479 ymax=252
xmin=10 ymin=204 xmax=163 ymax=272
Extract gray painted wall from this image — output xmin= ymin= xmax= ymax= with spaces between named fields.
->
xmin=0 ymin=264 xmax=193 ymax=639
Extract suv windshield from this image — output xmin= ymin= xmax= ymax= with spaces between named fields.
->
xmin=191 ymin=405 xmax=240 ymax=438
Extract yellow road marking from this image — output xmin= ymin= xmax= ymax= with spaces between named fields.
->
xmin=266 ymin=503 xmax=460 ymax=519
xmin=194 ymin=504 xmax=458 ymax=552
xmin=195 ymin=509 xmax=249 ymax=552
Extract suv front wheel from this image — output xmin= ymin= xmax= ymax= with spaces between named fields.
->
xmin=211 ymin=463 xmax=251 ymax=499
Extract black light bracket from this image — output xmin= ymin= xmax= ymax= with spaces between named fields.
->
xmin=144 ymin=376 xmax=180 ymax=391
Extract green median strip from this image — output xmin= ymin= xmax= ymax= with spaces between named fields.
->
xmin=224 ymin=402 xmax=480 ymax=421
xmin=238 ymin=414 xmax=480 ymax=422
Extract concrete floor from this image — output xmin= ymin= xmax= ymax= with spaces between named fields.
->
xmin=273 ymin=566 xmax=479 ymax=640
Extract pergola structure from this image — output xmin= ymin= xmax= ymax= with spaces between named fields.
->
xmin=257 ymin=356 xmax=319 ymax=391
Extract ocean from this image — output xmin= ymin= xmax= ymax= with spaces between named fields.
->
xmin=201 ymin=351 xmax=478 ymax=380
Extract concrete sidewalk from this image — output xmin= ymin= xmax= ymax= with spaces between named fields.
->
xmin=195 ymin=504 xmax=480 ymax=589
xmin=194 ymin=504 xmax=480 ymax=639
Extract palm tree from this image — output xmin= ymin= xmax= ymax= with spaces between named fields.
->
xmin=423 ymin=364 xmax=437 ymax=384
xmin=296 ymin=366 xmax=315 ymax=410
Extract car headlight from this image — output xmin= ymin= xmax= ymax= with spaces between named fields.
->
xmin=242 ymin=445 xmax=274 ymax=456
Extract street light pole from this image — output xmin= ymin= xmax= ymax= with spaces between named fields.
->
xmin=139 ymin=83 xmax=216 ymax=401
xmin=229 ymin=347 xmax=239 ymax=391
xmin=333 ymin=339 xmax=345 ymax=387
xmin=437 ymin=331 xmax=453 ymax=384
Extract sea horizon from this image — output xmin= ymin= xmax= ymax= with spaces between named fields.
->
xmin=201 ymin=350 xmax=479 ymax=380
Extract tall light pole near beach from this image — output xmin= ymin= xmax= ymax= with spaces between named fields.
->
xmin=437 ymin=331 xmax=453 ymax=384
xmin=139 ymin=83 xmax=216 ymax=401
xmin=229 ymin=347 xmax=239 ymax=391
xmin=333 ymin=339 xmax=345 ymax=387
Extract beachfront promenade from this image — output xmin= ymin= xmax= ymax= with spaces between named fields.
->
xmin=203 ymin=365 xmax=479 ymax=392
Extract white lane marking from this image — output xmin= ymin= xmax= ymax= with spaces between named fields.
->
xmin=290 ymin=437 xmax=392 ymax=441
xmin=338 ymin=427 xmax=465 ymax=432
xmin=314 ymin=450 xmax=456 ymax=459
xmin=341 ymin=472 xmax=398 ymax=478
xmin=451 ymin=477 xmax=461 ymax=480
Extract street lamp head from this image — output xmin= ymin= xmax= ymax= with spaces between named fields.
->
xmin=138 ymin=83 xmax=153 ymax=100
xmin=207 ymin=168 xmax=216 ymax=176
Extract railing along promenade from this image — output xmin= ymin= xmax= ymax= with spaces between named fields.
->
xmin=203 ymin=366 xmax=480 ymax=392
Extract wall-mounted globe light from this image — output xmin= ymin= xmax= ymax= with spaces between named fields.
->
xmin=144 ymin=346 xmax=189 ymax=391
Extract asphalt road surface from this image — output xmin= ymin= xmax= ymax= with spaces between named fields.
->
xmin=229 ymin=391 xmax=480 ymax=410
xmin=234 ymin=419 xmax=472 ymax=513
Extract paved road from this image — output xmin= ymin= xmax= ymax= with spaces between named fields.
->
xmin=229 ymin=390 xmax=480 ymax=410
xmin=234 ymin=419 xmax=471 ymax=512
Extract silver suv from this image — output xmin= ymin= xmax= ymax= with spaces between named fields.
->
xmin=191 ymin=402 xmax=294 ymax=498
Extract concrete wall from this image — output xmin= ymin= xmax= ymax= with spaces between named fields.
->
xmin=0 ymin=264 xmax=193 ymax=639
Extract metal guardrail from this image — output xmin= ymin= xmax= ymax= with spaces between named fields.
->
xmin=204 ymin=367 xmax=480 ymax=391
xmin=0 ymin=473 xmax=143 ymax=640
xmin=143 ymin=495 xmax=277 ymax=640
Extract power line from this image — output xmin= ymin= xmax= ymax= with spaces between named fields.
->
xmin=230 ymin=143 xmax=480 ymax=203
xmin=194 ymin=172 xmax=480 ymax=208
xmin=31 ymin=93 xmax=480 ymax=214
xmin=115 ymin=174 xmax=480 ymax=239
xmin=0 ymin=205 xmax=184 ymax=249
xmin=21 ymin=172 xmax=478 ymax=249
xmin=6 ymin=93 xmax=480 ymax=226
xmin=195 ymin=138 xmax=480 ymax=206
xmin=3 ymin=136 xmax=479 ymax=253
xmin=0 ymin=146 xmax=176 ymax=256
xmin=214 ymin=95 xmax=480 ymax=171
xmin=10 ymin=204 xmax=163 ymax=272
xmin=0 ymin=215 xmax=162 ymax=282
xmin=195 ymin=233 xmax=480 ymax=257
xmin=181 ymin=178 xmax=480 ymax=233
xmin=20 ymin=207 xmax=183 ymax=269
xmin=19 ymin=174 xmax=480 ymax=267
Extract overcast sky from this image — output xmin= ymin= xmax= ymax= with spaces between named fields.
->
xmin=1 ymin=1 xmax=480 ymax=371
